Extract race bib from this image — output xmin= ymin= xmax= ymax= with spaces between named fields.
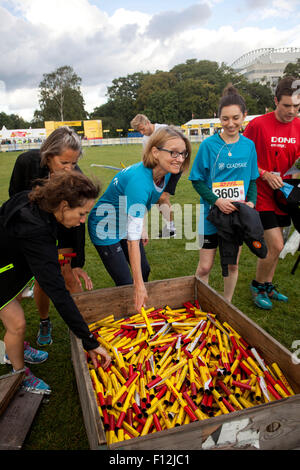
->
xmin=212 ymin=180 xmax=245 ymax=201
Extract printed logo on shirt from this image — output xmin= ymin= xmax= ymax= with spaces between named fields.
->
xmin=218 ymin=162 xmax=248 ymax=170
xmin=270 ymin=136 xmax=297 ymax=148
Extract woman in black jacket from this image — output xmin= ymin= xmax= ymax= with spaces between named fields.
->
xmin=0 ymin=171 xmax=111 ymax=393
xmin=9 ymin=126 xmax=90 ymax=347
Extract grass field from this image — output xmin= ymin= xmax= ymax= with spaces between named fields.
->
xmin=0 ymin=143 xmax=299 ymax=450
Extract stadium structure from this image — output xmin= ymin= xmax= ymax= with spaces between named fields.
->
xmin=231 ymin=47 xmax=300 ymax=88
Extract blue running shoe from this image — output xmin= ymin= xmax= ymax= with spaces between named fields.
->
xmin=37 ymin=320 xmax=53 ymax=346
xmin=4 ymin=341 xmax=48 ymax=365
xmin=21 ymin=367 xmax=51 ymax=395
xmin=265 ymin=283 xmax=288 ymax=302
xmin=250 ymin=284 xmax=272 ymax=310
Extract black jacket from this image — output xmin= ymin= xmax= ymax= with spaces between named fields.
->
xmin=274 ymin=179 xmax=300 ymax=233
xmin=0 ymin=192 xmax=98 ymax=351
xmin=9 ymin=149 xmax=85 ymax=268
xmin=207 ymin=202 xmax=268 ymax=276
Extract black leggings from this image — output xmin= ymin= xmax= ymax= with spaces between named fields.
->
xmin=94 ymin=239 xmax=150 ymax=286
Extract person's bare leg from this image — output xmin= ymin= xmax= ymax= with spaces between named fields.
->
xmin=34 ymin=247 xmax=81 ymax=322
xmin=255 ymin=227 xmax=284 ymax=283
xmin=0 ymin=298 xmax=25 ymax=370
xmin=195 ymin=248 xmax=217 ymax=284
xmin=223 ymin=246 xmax=242 ymax=302
xmin=34 ymin=281 xmax=50 ymax=320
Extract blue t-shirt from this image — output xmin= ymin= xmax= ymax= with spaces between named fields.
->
xmin=88 ymin=162 xmax=171 ymax=245
xmin=189 ymin=133 xmax=259 ymax=235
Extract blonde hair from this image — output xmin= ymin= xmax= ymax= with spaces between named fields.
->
xmin=143 ymin=126 xmax=191 ymax=173
xmin=130 ymin=114 xmax=150 ymax=130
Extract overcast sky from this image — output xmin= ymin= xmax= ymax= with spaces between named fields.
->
xmin=0 ymin=0 xmax=300 ymax=121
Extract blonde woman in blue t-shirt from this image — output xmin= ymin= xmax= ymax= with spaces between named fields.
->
xmin=89 ymin=126 xmax=191 ymax=312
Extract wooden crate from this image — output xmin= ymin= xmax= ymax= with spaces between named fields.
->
xmin=70 ymin=276 xmax=300 ymax=450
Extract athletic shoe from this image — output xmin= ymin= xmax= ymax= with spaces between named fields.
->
xmin=21 ymin=367 xmax=51 ymax=395
xmin=159 ymin=225 xmax=176 ymax=238
xmin=265 ymin=283 xmax=288 ymax=302
xmin=4 ymin=341 xmax=48 ymax=365
xmin=37 ymin=320 xmax=53 ymax=346
xmin=250 ymin=284 xmax=272 ymax=310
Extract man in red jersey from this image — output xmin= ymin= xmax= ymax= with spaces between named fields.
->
xmin=243 ymin=76 xmax=300 ymax=309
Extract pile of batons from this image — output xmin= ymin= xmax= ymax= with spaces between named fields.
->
xmin=85 ymin=301 xmax=295 ymax=444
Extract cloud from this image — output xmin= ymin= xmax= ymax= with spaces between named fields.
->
xmin=145 ymin=3 xmax=212 ymax=40
xmin=5 ymin=0 xmax=109 ymax=36
xmin=0 ymin=79 xmax=39 ymax=120
xmin=1 ymin=0 xmax=300 ymax=121
xmin=245 ymin=0 xmax=272 ymax=7
xmin=244 ymin=0 xmax=300 ymax=18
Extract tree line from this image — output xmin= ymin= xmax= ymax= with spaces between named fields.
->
xmin=1 ymin=59 xmax=300 ymax=134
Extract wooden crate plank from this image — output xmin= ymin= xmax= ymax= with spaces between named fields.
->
xmin=109 ymin=395 xmax=300 ymax=450
xmin=0 ymin=370 xmax=25 ymax=416
xmin=0 ymin=389 xmax=43 ymax=450
xmin=70 ymin=332 xmax=106 ymax=449
xmin=72 ymin=276 xmax=196 ymax=323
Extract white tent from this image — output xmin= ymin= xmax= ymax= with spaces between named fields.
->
xmin=0 ymin=126 xmax=46 ymax=141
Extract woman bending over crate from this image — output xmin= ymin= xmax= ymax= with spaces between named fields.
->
xmin=0 ymin=171 xmax=111 ymax=394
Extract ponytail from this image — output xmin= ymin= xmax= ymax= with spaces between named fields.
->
xmin=218 ymin=84 xmax=247 ymax=116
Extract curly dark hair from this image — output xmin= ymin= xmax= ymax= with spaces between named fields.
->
xmin=28 ymin=170 xmax=100 ymax=212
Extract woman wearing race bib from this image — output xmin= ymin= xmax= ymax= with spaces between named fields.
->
xmin=88 ymin=126 xmax=191 ymax=312
xmin=189 ymin=85 xmax=259 ymax=302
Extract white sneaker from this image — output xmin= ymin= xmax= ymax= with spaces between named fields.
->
xmin=160 ymin=225 xmax=176 ymax=238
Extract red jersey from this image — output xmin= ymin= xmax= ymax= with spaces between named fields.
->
xmin=243 ymin=112 xmax=300 ymax=213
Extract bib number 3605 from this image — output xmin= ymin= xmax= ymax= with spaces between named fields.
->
xmin=212 ymin=180 xmax=245 ymax=201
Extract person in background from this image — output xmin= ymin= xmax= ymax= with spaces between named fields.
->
xmin=243 ymin=76 xmax=300 ymax=309
xmin=0 ymin=171 xmax=111 ymax=393
xmin=88 ymin=126 xmax=191 ymax=312
xmin=189 ymin=85 xmax=259 ymax=302
xmin=131 ymin=114 xmax=181 ymax=238
xmin=9 ymin=126 xmax=91 ymax=347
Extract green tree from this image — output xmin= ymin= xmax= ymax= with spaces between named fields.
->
xmin=174 ymin=79 xmax=219 ymax=121
xmin=283 ymin=59 xmax=300 ymax=78
xmin=135 ymin=71 xmax=177 ymax=111
xmin=90 ymin=101 xmax=126 ymax=136
xmin=171 ymin=59 xmax=221 ymax=83
xmin=0 ymin=112 xmax=31 ymax=129
xmin=90 ymin=58 xmax=275 ymax=131
xmin=107 ymin=72 xmax=148 ymax=102
xmin=36 ymin=65 xmax=87 ymax=122
xmin=143 ymin=90 xmax=179 ymax=124
xmin=108 ymin=72 xmax=148 ymax=130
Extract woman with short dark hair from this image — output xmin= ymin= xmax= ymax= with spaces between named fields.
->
xmin=8 ymin=126 xmax=89 ymax=347
xmin=0 ymin=171 xmax=111 ymax=393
